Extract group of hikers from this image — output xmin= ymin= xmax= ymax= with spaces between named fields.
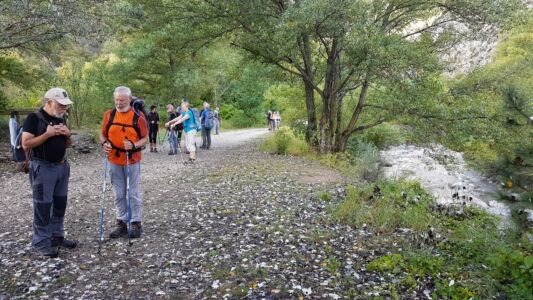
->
xmin=145 ymin=100 xmax=221 ymax=155
xmin=16 ymin=86 xmax=220 ymax=258
xmin=267 ymin=110 xmax=281 ymax=131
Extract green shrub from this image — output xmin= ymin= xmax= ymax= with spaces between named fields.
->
xmin=349 ymin=123 xmax=407 ymax=150
xmin=367 ymin=254 xmax=405 ymax=274
xmin=228 ymin=110 xmax=257 ymax=128
xmin=342 ymin=180 xmax=533 ymax=298
xmin=345 ymin=138 xmax=380 ymax=180
xmin=334 ymin=180 xmax=434 ymax=233
xmin=259 ymin=126 xmax=309 ymax=155
xmin=290 ymin=119 xmax=308 ymax=137
xmin=488 ymin=249 xmax=533 ymax=299
xmin=319 ymin=192 xmax=331 ymax=201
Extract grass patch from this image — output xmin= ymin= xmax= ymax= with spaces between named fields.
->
xmin=333 ymin=180 xmax=434 ymax=233
xmin=319 ymin=191 xmax=331 ymax=201
xmin=340 ymin=180 xmax=533 ymax=298
xmin=259 ymin=126 xmax=309 ymax=155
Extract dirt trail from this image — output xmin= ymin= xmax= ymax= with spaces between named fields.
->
xmin=2 ymin=128 xmax=405 ymax=300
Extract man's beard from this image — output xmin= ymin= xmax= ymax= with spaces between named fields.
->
xmin=117 ymin=106 xmax=130 ymax=113
xmin=54 ymin=112 xmax=65 ymax=118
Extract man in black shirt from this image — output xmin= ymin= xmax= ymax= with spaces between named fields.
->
xmin=166 ymin=104 xmax=182 ymax=155
xmin=22 ymin=87 xmax=77 ymax=258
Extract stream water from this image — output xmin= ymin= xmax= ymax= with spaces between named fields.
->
xmin=380 ymin=144 xmax=511 ymax=219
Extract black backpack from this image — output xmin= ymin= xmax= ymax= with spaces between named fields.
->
xmin=131 ymin=97 xmax=149 ymax=129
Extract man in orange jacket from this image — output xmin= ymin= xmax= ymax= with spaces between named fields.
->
xmin=99 ymin=86 xmax=148 ymax=238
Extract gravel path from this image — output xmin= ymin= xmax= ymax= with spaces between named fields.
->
xmin=0 ymin=128 xmax=409 ymax=299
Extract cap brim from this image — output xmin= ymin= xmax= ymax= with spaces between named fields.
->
xmin=56 ymin=98 xmax=73 ymax=105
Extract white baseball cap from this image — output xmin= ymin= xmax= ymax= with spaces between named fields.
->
xmin=44 ymin=87 xmax=73 ymax=105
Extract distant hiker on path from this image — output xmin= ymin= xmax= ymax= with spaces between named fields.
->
xmin=149 ymin=105 xmax=159 ymax=152
xmin=99 ymin=86 xmax=148 ymax=239
xmin=200 ymin=102 xmax=214 ymax=150
xmin=166 ymin=101 xmax=197 ymax=163
xmin=166 ymin=104 xmax=182 ymax=155
xmin=21 ymin=87 xmax=77 ymax=258
xmin=273 ymin=111 xmax=281 ymax=130
xmin=213 ymin=106 xmax=220 ymax=135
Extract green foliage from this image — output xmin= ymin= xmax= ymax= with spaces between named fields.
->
xmin=367 ymin=254 xmax=405 ymax=274
xmin=259 ymin=127 xmax=309 ymax=156
xmin=334 ymin=180 xmax=434 ymax=233
xmin=319 ymin=192 xmax=331 ymax=202
xmin=433 ymin=15 xmax=533 ymax=202
xmin=263 ymin=84 xmax=307 ymax=125
xmin=338 ymin=179 xmax=533 ymax=298
xmin=351 ymin=124 xmax=408 ymax=150
xmin=488 ymin=248 xmax=533 ymax=298
xmin=345 ymin=138 xmax=380 ymax=180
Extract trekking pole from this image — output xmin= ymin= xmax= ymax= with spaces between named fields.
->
xmin=176 ymin=132 xmax=187 ymax=165
xmin=97 ymin=157 xmax=108 ymax=254
xmin=125 ymin=141 xmax=133 ymax=248
xmin=160 ymin=129 xmax=168 ymax=152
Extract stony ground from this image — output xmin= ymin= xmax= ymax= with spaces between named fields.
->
xmin=0 ymin=129 xmax=422 ymax=300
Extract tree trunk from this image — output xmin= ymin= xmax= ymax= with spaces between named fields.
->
xmin=300 ymin=33 xmax=317 ymax=145
xmin=334 ymin=79 xmax=370 ymax=152
xmin=303 ymin=79 xmax=317 ymax=144
xmin=319 ymin=39 xmax=339 ymax=153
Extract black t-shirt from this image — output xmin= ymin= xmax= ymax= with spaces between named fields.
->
xmin=168 ymin=112 xmax=183 ymax=131
xmin=149 ymin=112 xmax=159 ymax=128
xmin=23 ymin=108 xmax=68 ymax=162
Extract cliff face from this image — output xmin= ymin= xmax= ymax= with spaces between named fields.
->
xmin=439 ymin=24 xmax=499 ymax=77
xmin=403 ymin=16 xmax=499 ymax=77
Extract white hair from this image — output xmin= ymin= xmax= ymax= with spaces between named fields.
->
xmin=113 ymin=86 xmax=132 ymax=98
xmin=203 ymin=102 xmax=210 ymax=108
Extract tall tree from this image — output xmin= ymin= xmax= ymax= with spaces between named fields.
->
xmin=0 ymin=0 xmax=111 ymax=53
xmin=130 ymin=0 xmax=520 ymax=153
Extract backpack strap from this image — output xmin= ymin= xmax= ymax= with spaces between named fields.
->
xmin=34 ymin=110 xmax=51 ymax=135
xmin=104 ymin=108 xmax=142 ymax=155
xmin=27 ymin=110 xmax=59 ymax=162
xmin=105 ymin=108 xmax=142 ymax=138
xmin=105 ymin=108 xmax=117 ymax=137
xmin=190 ymin=110 xmax=200 ymax=130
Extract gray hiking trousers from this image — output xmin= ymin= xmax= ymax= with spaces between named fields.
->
xmin=29 ymin=159 xmax=70 ymax=249
xmin=109 ymin=161 xmax=142 ymax=222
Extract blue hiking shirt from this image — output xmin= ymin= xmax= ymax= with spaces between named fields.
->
xmin=182 ymin=110 xmax=196 ymax=133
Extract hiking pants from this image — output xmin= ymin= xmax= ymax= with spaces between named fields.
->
xmin=109 ymin=161 xmax=142 ymax=222
xmin=168 ymin=131 xmax=179 ymax=153
xmin=29 ymin=160 xmax=70 ymax=249
xmin=214 ymin=119 xmax=220 ymax=135
xmin=201 ymin=127 xmax=211 ymax=149
xmin=149 ymin=125 xmax=158 ymax=143
xmin=184 ymin=130 xmax=197 ymax=152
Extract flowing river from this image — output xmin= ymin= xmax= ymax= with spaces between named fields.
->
xmin=379 ymin=144 xmax=511 ymax=219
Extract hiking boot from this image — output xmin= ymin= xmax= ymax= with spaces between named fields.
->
xmin=109 ymin=220 xmax=128 ymax=239
xmin=51 ymin=237 xmax=78 ymax=249
xmin=34 ymin=246 xmax=59 ymax=258
xmin=168 ymin=150 xmax=175 ymax=155
xmin=154 ymin=148 xmax=158 ymax=153
xmin=130 ymin=222 xmax=143 ymax=238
